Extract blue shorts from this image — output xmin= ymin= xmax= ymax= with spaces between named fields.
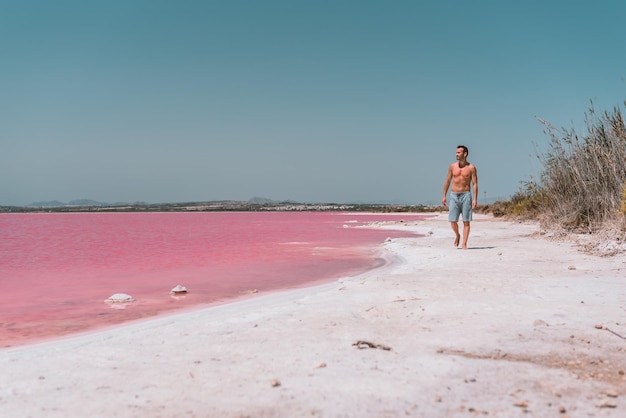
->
xmin=448 ymin=191 xmax=473 ymax=222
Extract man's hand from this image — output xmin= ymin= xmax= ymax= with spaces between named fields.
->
xmin=442 ymin=197 xmax=447 ymax=206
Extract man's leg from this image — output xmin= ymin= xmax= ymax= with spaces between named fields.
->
xmin=462 ymin=221 xmax=470 ymax=250
xmin=450 ymin=222 xmax=460 ymax=247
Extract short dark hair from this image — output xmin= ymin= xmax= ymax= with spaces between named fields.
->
xmin=457 ymin=145 xmax=468 ymax=156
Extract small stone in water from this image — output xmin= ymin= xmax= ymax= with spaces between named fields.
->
xmin=170 ymin=285 xmax=188 ymax=294
xmin=105 ymin=293 xmax=135 ymax=303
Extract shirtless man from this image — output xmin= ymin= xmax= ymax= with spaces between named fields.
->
xmin=442 ymin=145 xmax=478 ymax=249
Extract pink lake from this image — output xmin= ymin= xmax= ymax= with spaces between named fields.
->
xmin=0 ymin=211 xmax=425 ymax=347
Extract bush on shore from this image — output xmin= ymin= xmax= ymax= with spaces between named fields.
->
xmin=479 ymin=100 xmax=626 ymax=254
xmin=536 ymin=102 xmax=626 ymax=234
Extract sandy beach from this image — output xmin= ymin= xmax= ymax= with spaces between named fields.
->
xmin=1 ymin=213 xmax=625 ymax=417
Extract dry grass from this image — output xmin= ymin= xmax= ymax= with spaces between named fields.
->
xmin=479 ymin=100 xmax=626 ymax=254
xmin=537 ymin=102 xmax=626 ymax=233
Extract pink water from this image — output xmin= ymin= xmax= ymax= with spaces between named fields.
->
xmin=0 ymin=212 xmax=424 ymax=347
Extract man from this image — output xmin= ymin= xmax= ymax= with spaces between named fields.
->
xmin=442 ymin=145 xmax=478 ymax=249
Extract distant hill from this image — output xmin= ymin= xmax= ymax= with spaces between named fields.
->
xmin=68 ymin=199 xmax=108 ymax=206
xmin=24 ymin=196 xmax=451 ymax=209
xmin=28 ymin=200 xmax=67 ymax=207
xmin=29 ymin=199 xmax=109 ymax=207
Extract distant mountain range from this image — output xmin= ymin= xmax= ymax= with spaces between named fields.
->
xmin=27 ymin=197 xmax=283 ymax=207
xmin=28 ymin=200 xmax=69 ymax=207
xmin=25 ymin=195 xmax=486 ymax=208
xmin=28 ymin=199 xmax=133 ymax=207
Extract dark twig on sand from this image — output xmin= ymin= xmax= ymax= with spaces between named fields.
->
xmin=605 ymin=327 xmax=626 ymax=340
xmin=353 ymin=340 xmax=392 ymax=351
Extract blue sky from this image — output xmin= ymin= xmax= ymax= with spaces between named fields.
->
xmin=2 ymin=0 xmax=625 ymax=206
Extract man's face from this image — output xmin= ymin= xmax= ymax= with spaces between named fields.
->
xmin=455 ymin=148 xmax=466 ymax=160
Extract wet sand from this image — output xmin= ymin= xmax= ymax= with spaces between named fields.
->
xmin=1 ymin=213 xmax=625 ymax=417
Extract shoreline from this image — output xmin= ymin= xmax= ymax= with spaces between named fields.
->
xmin=4 ymin=239 xmax=403 ymax=354
xmin=2 ymin=211 xmax=423 ymax=348
xmin=2 ymin=213 xmax=625 ymax=417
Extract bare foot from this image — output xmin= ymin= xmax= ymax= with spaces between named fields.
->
xmin=454 ymin=234 xmax=460 ymax=247
xmin=462 ymin=244 xmax=468 ymax=250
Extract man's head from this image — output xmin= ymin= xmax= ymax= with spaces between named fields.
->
xmin=456 ymin=145 xmax=468 ymax=161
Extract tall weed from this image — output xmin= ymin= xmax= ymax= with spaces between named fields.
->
xmin=537 ymin=101 xmax=626 ymax=232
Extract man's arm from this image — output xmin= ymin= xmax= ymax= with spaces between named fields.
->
xmin=442 ymin=165 xmax=452 ymax=205
xmin=471 ymin=166 xmax=478 ymax=209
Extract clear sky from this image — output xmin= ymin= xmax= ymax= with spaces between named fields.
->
xmin=2 ymin=0 xmax=625 ymax=206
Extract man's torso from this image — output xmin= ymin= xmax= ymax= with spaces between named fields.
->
xmin=450 ymin=162 xmax=474 ymax=193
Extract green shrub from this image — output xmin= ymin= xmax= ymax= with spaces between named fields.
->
xmin=509 ymin=179 xmax=542 ymax=219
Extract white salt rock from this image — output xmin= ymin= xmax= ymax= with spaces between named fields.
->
xmin=170 ymin=284 xmax=188 ymax=294
xmin=105 ymin=293 xmax=135 ymax=303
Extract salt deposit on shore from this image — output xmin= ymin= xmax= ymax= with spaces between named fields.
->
xmin=1 ymin=213 xmax=625 ymax=417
